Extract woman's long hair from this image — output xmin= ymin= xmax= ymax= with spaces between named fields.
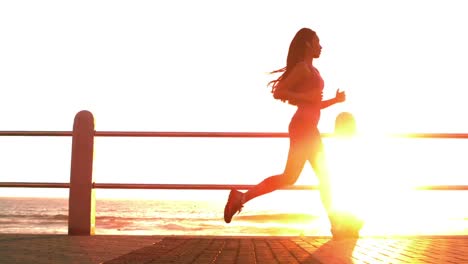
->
xmin=268 ymin=28 xmax=317 ymax=94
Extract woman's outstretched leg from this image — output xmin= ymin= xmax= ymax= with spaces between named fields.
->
xmin=222 ymin=175 xmax=285 ymax=224
xmin=224 ymin=141 xmax=309 ymax=223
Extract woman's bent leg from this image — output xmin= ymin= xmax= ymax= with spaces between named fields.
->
xmin=243 ymin=139 xmax=309 ymax=203
xmin=243 ymin=174 xmax=291 ymax=203
xmin=224 ymin=139 xmax=308 ymax=223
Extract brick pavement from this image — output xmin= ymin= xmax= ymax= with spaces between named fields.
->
xmin=104 ymin=236 xmax=468 ymax=264
xmin=0 ymin=235 xmax=467 ymax=264
xmin=0 ymin=234 xmax=160 ymax=264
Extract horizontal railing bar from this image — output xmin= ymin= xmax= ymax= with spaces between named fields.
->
xmin=2 ymin=131 xmax=468 ymax=138
xmin=94 ymin=183 xmax=468 ymax=191
xmin=94 ymin=183 xmax=318 ymax=190
xmin=1 ymin=182 xmax=467 ymax=191
xmin=413 ymin=185 xmax=468 ymax=191
xmin=390 ymin=133 xmax=468 ymax=139
xmin=0 ymin=131 xmax=72 ymax=137
xmin=96 ymin=131 xmax=293 ymax=138
xmin=0 ymin=182 xmax=70 ymax=188
xmin=0 ymin=131 xmax=305 ymax=138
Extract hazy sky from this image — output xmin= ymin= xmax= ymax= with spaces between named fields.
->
xmin=1 ymin=1 xmax=468 ymax=198
xmin=2 ymin=0 xmax=468 ymax=134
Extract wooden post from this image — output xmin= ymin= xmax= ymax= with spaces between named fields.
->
xmin=68 ymin=110 xmax=96 ymax=235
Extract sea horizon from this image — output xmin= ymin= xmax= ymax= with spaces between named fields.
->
xmin=2 ymin=136 xmax=468 ymax=237
xmin=1 ymin=193 xmax=467 ymax=237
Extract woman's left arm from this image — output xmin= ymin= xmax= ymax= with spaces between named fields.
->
xmin=321 ymin=89 xmax=346 ymax=109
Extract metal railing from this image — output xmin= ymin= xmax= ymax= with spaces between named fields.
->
xmin=1 ymin=182 xmax=468 ymax=191
xmin=1 ymin=110 xmax=467 ymax=235
xmin=3 ymin=130 xmax=468 ymax=138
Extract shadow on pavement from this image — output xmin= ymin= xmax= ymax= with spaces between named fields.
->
xmin=304 ymin=238 xmax=358 ymax=264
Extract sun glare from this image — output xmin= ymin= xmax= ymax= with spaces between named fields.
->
xmin=324 ymin=131 xmax=456 ymax=235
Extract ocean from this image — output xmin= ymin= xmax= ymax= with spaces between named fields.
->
xmin=0 ymin=195 xmax=330 ymax=236
xmin=1 ymin=193 xmax=467 ymax=237
xmin=1 ymin=136 xmax=468 ymax=236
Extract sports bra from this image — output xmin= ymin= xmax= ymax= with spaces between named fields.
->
xmin=293 ymin=62 xmax=324 ymax=94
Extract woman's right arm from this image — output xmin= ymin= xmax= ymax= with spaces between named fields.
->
xmin=272 ymin=63 xmax=321 ymax=104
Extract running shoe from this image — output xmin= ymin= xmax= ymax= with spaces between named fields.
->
xmin=224 ymin=189 xmax=244 ymax=223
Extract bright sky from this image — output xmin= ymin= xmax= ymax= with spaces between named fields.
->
xmin=2 ymin=0 xmax=468 ymax=133
xmin=1 ymin=0 xmax=468 ymax=201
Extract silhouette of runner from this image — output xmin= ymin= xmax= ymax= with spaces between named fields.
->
xmin=224 ymin=27 xmax=346 ymax=236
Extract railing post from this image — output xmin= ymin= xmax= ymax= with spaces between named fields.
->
xmin=68 ymin=110 xmax=96 ymax=235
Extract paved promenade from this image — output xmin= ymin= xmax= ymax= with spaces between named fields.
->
xmin=0 ymin=234 xmax=467 ymax=264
